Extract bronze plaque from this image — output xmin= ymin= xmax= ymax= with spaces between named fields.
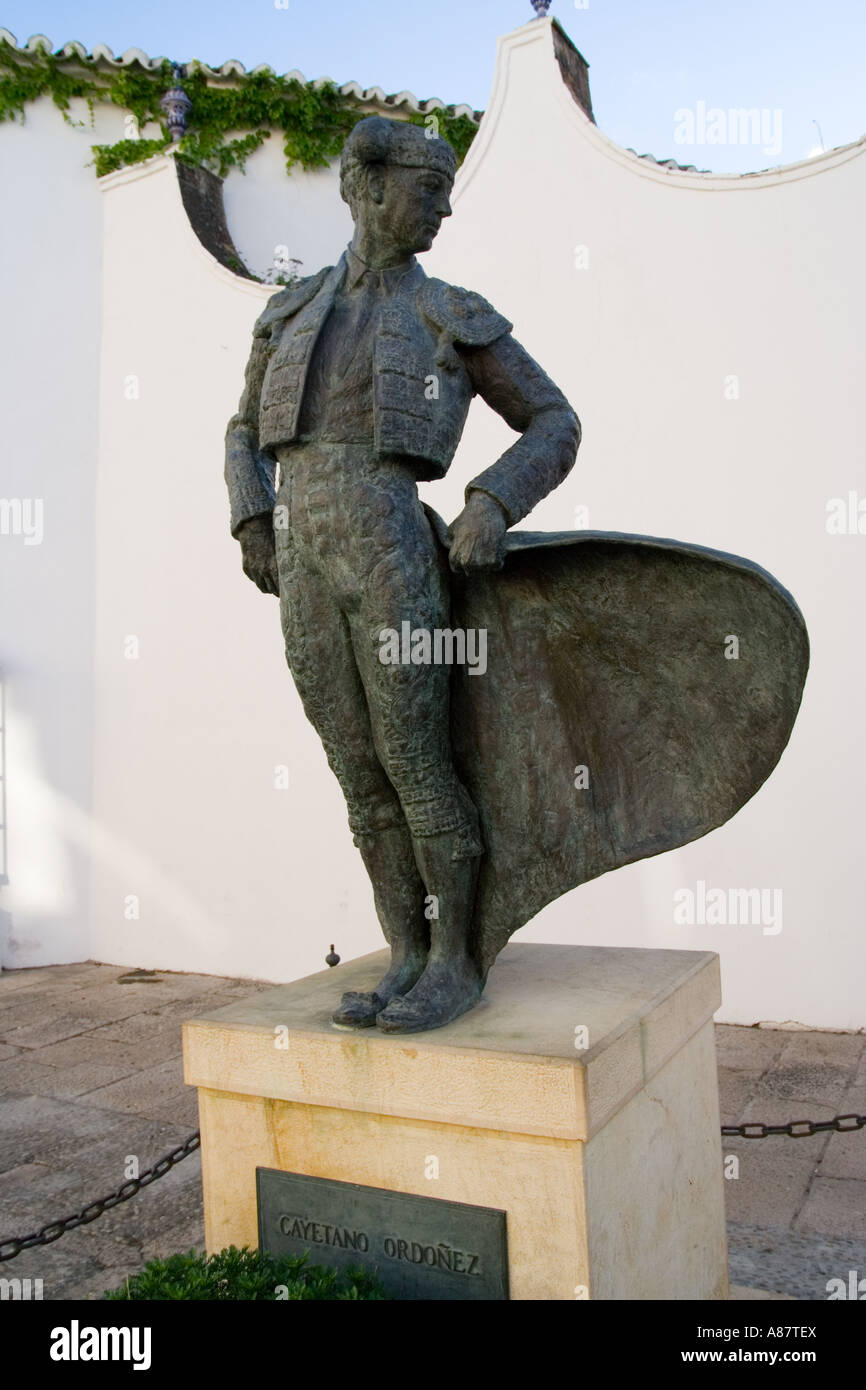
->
xmin=257 ymin=1168 xmax=509 ymax=1300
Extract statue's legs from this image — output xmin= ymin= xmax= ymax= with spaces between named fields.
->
xmin=346 ymin=536 xmax=484 ymax=1032
xmin=275 ymin=479 xmax=428 ymax=1024
xmin=274 ymin=443 xmax=484 ymax=1032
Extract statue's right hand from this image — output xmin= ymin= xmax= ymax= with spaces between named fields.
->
xmin=237 ymin=513 xmax=279 ymax=596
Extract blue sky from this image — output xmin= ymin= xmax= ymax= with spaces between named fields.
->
xmin=2 ymin=0 xmax=864 ymax=173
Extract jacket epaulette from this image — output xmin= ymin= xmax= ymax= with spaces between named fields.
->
xmin=253 ymin=267 xmax=333 ymax=337
xmin=420 ymin=279 xmax=512 ymax=347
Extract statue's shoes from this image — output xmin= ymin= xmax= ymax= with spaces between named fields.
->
xmin=375 ymin=987 xmax=479 ymax=1035
xmin=331 ymin=990 xmax=384 ymax=1030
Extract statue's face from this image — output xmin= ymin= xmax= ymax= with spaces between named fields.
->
xmin=367 ymin=164 xmax=453 ymax=256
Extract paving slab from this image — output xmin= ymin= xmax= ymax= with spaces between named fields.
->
xmin=722 ymin=1135 xmax=830 ymax=1229
xmin=83 ymin=1056 xmax=192 ymax=1121
xmin=0 ymin=964 xmax=119 ymax=996
xmin=0 ymin=1093 xmax=134 ymax=1172
xmin=0 ymin=1160 xmax=86 ymax=1208
xmin=4 ymin=1007 xmax=144 ymax=1050
xmin=795 ymin=1177 xmax=866 ymax=1242
xmin=756 ymin=1059 xmax=859 ymax=1110
xmin=819 ymin=1066 xmax=866 ymax=1181
xmin=82 ymin=1025 xmax=187 ymax=1070
xmin=0 ymin=1056 xmax=139 ymax=1099
xmin=777 ymin=1031 xmax=865 ymax=1070
xmin=23 ymin=1033 xmax=150 ymax=1070
xmin=717 ymin=1066 xmax=763 ymax=1124
xmin=92 ymin=1012 xmax=192 ymax=1046
xmin=715 ymin=1024 xmax=788 ymax=1073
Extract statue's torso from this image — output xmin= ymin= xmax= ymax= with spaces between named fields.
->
xmin=257 ymin=255 xmax=505 ymax=478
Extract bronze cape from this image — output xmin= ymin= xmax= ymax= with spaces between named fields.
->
xmin=421 ymin=509 xmax=810 ymax=979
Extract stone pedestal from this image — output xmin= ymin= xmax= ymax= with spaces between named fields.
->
xmin=182 ymin=943 xmax=728 ymax=1300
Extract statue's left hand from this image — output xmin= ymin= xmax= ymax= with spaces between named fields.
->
xmin=448 ymin=492 xmax=508 ymax=573
xmin=237 ymin=513 xmax=280 ymax=596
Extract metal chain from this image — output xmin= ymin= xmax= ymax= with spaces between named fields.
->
xmin=0 ymin=1131 xmax=200 ymax=1263
xmin=722 ymin=1113 xmax=866 ymax=1139
xmin=2 ymin=1112 xmax=863 ymax=1263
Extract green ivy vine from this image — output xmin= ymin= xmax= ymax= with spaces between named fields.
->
xmin=0 ymin=39 xmax=478 ymax=179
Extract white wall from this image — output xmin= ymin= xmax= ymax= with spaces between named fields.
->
xmin=222 ymin=140 xmax=351 ymax=280
xmin=0 ymin=96 xmax=120 ymax=966
xmin=4 ymin=20 xmax=864 ymax=1028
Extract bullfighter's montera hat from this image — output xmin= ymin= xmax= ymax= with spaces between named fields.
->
xmin=340 ymin=115 xmax=457 ymax=181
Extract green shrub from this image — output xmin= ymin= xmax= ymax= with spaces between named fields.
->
xmin=103 ymin=1245 xmax=386 ymax=1300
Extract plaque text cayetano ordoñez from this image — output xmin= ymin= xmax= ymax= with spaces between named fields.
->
xmin=277 ymin=1213 xmax=481 ymax=1275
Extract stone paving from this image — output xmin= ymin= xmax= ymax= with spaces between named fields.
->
xmin=0 ymin=963 xmax=863 ymax=1301
xmin=717 ymin=1021 xmax=866 ymax=1300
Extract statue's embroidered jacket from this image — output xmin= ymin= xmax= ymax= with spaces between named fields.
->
xmin=225 ymin=252 xmax=581 ymax=535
